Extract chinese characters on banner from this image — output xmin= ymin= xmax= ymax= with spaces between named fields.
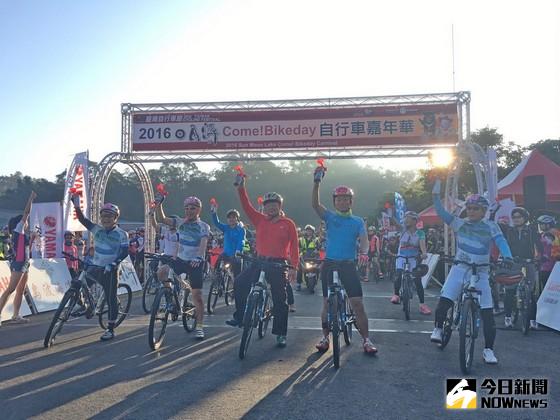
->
xmin=131 ymin=104 xmax=459 ymax=152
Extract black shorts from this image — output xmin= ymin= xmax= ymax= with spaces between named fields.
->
xmin=168 ymin=258 xmax=204 ymax=289
xmin=320 ymin=259 xmax=363 ymax=298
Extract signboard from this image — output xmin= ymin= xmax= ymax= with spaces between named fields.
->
xmin=30 ymin=202 xmax=63 ymax=259
xmin=26 ymin=258 xmax=72 ymax=313
xmin=132 ymin=103 xmax=458 ymax=152
xmin=536 ymin=262 xmax=560 ymax=332
xmin=118 ymin=256 xmax=142 ymax=293
xmin=64 ymin=151 xmax=89 ymax=232
xmin=0 ymin=261 xmax=32 ymax=319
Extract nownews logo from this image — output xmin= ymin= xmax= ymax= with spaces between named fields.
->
xmin=446 ymin=378 xmax=549 ymax=410
xmin=446 ymin=379 xmax=477 ymax=409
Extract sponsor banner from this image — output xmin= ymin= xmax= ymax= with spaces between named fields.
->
xmin=30 ymin=202 xmax=63 ymax=259
xmin=26 ymin=258 xmax=72 ymax=313
xmin=0 ymin=261 xmax=32 ymax=319
xmin=394 ymin=192 xmax=407 ymax=225
xmin=132 ymin=103 xmax=458 ymax=151
xmin=118 ymin=256 xmax=142 ymax=293
xmin=421 ymin=253 xmax=440 ymax=289
xmin=536 ymin=262 xmax=560 ymax=332
xmin=64 ymin=151 xmax=89 ymax=232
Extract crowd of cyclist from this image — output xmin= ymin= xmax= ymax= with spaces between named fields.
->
xmin=2 ymin=165 xmax=559 ymax=368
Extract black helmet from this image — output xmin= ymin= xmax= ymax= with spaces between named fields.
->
xmin=511 ymin=207 xmax=530 ymax=222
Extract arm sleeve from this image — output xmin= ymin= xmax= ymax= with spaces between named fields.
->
xmin=238 ymin=187 xmax=263 ymax=227
xmin=211 ymin=212 xmax=227 ymax=232
xmin=433 ymin=194 xmax=454 ymax=226
xmin=74 ymin=206 xmax=95 ymax=231
xmin=114 ymin=232 xmax=130 ymax=265
xmin=494 ymin=234 xmax=513 ymax=259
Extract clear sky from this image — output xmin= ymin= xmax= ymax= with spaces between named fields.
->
xmin=1 ymin=0 xmax=559 ymax=180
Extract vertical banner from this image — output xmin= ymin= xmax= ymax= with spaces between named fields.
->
xmin=63 ymin=151 xmax=89 ymax=232
xmin=487 ymin=148 xmax=498 ymax=207
xmin=395 ymin=192 xmax=407 ymax=225
xmin=118 ymin=256 xmax=142 ymax=293
xmin=30 ymin=202 xmax=63 ymax=258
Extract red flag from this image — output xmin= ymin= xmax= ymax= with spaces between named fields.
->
xmin=234 ymin=165 xmax=245 ymax=175
xmin=257 ymin=196 xmax=264 ymax=205
xmin=316 ymin=158 xmax=326 ymax=168
xmin=210 ymin=198 xmax=217 ymax=206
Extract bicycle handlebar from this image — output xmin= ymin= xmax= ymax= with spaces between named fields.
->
xmin=241 ymin=254 xmax=295 ymax=270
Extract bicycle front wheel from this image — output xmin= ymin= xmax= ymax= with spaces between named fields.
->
xmin=148 ymin=288 xmax=171 ymax=350
xmin=224 ymin=273 xmax=234 ymax=306
xmin=343 ymin=295 xmax=353 ymax=346
xmin=329 ymin=294 xmax=341 ymax=368
xmin=518 ymin=285 xmax=530 ymax=335
xmin=402 ymin=276 xmax=411 ymax=321
xmin=439 ymin=305 xmax=454 ymax=350
xmin=182 ymin=288 xmax=197 ymax=332
xmin=258 ymin=293 xmax=272 ymax=339
xmin=44 ymin=288 xmax=79 ymax=348
xmin=98 ymin=283 xmax=132 ymax=330
xmin=239 ymin=294 xmax=259 ymax=359
xmin=459 ymin=299 xmax=477 ymax=374
xmin=207 ymin=275 xmax=221 ymax=314
xmin=142 ymin=273 xmax=158 ymax=314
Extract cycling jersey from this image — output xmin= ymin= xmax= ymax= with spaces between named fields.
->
xmin=211 ymin=212 xmax=246 ymax=257
xmin=504 ymin=225 xmax=541 ymax=260
xmin=63 ymin=244 xmax=79 ymax=271
xmin=398 ymin=229 xmax=425 ymax=258
xmin=434 ymin=195 xmax=512 ymax=263
xmin=75 ymin=208 xmax=129 ymax=267
xmin=171 ymin=217 xmax=210 ymax=261
xmin=161 ymin=228 xmax=179 ymax=257
xmin=322 ymin=209 xmax=366 ymax=261
xmin=238 ymin=187 xmax=299 ymax=267
xmin=11 ymin=221 xmax=30 ymax=263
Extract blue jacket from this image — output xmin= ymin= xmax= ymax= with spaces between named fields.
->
xmin=211 ymin=212 xmax=246 ymax=257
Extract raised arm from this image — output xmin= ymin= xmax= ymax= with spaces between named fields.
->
xmin=22 ymin=191 xmax=37 ymax=225
xmin=154 ymin=201 xmax=175 ymax=227
xmin=432 ymin=179 xmax=454 ymax=225
xmin=237 ymin=182 xmax=263 ymax=227
xmin=71 ymin=195 xmax=95 ymax=231
xmin=211 ymin=211 xmax=227 ymax=232
xmin=312 ymin=182 xmax=327 ymax=219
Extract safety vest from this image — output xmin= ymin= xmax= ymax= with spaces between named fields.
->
xmin=299 ymin=237 xmax=318 ymax=254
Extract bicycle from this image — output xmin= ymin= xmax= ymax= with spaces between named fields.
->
xmin=44 ymin=253 xmax=132 ymax=348
xmin=499 ymin=257 xmax=532 ymax=335
xmin=438 ymin=255 xmax=498 ymax=374
xmin=238 ymin=255 xmax=293 ymax=360
xmin=207 ymin=255 xmax=236 ymax=314
xmin=325 ymin=260 xmax=357 ymax=369
xmin=396 ymin=255 xmax=418 ymax=321
xmin=142 ymin=253 xmax=163 ymax=314
xmin=148 ymin=255 xmax=198 ymax=351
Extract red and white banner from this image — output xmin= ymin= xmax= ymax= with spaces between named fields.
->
xmin=30 ymin=202 xmax=63 ymax=259
xmin=64 ymin=151 xmax=89 ymax=232
xmin=132 ymin=103 xmax=459 ymax=152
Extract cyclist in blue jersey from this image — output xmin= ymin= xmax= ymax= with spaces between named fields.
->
xmin=430 ymin=180 xmax=513 ymax=364
xmin=210 ymin=204 xmax=246 ymax=279
xmin=312 ymin=167 xmax=378 ymax=354
xmin=70 ymin=194 xmax=129 ymax=341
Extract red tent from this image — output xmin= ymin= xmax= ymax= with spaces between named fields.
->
xmin=419 ymin=205 xmax=442 ymax=226
xmin=497 ymin=150 xmax=560 ymax=204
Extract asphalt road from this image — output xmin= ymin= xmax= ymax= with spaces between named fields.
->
xmin=1 ymin=278 xmax=559 ymax=420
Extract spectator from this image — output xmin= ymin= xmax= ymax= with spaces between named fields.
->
xmin=0 ymin=191 xmax=36 ymax=326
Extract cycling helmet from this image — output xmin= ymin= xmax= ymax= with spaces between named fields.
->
xmin=262 ymin=192 xmax=283 ymax=205
xmin=465 ymin=194 xmax=489 ymax=209
xmin=184 ymin=196 xmax=202 ymax=208
xmin=226 ymin=209 xmax=240 ymax=218
xmin=368 ymin=226 xmax=376 ymax=232
xmin=64 ymin=230 xmax=75 ymax=237
xmin=537 ymin=214 xmax=556 ymax=225
xmin=511 ymin=207 xmax=530 ymax=222
xmin=100 ymin=203 xmax=120 ymax=216
xmin=404 ymin=211 xmax=419 ymax=220
xmin=304 ymin=224 xmax=315 ymax=232
xmin=332 ymin=185 xmax=354 ymax=198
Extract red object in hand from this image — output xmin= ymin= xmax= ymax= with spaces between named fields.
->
xmin=316 ymin=158 xmax=326 ymax=168
xmin=156 ymin=183 xmax=168 ymax=196
xmin=257 ymin=196 xmax=264 ymax=205
xmin=234 ymin=165 xmax=245 ymax=175
xmin=69 ymin=187 xmax=77 ymax=194
xmin=210 ymin=198 xmax=217 ymax=206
